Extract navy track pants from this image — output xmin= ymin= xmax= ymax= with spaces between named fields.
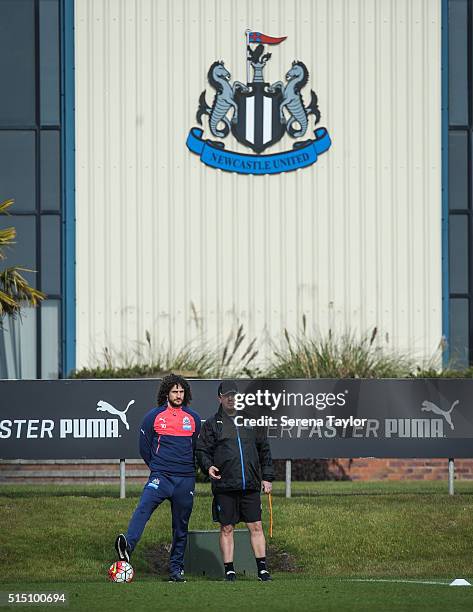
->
xmin=126 ymin=473 xmax=195 ymax=575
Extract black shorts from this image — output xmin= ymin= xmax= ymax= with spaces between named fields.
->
xmin=212 ymin=490 xmax=262 ymax=525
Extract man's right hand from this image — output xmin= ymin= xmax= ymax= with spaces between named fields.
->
xmin=208 ymin=465 xmax=221 ymax=480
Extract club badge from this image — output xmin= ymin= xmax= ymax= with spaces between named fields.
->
xmin=187 ymin=30 xmax=331 ymax=175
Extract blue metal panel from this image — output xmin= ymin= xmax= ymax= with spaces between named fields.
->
xmin=61 ymin=0 xmax=76 ymax=376
xmin=441 ymin=0 xmax=450 ymax=365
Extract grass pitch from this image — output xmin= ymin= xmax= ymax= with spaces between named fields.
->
xmin=2 ymin=578 xmax=473 ymax=612
xmin=1 ymin=481 xmax=473 ymax=610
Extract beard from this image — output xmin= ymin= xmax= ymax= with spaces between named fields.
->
xmin=168 ymin=397 xmax=183 ymax=408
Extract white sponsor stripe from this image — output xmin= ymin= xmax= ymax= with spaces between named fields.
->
xmin=246 ymin=97 xmax=255 ymax=144
xmin=263 ymin=96 xmax=272 ymax=144
xmin=347 ymin=579 xmax=450 ymax=586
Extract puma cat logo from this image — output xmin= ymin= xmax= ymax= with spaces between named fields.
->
xmin=96 ymin=399 xmax=135 ymax=430
xmin=421 ymin=400 xmax=459 ymax=431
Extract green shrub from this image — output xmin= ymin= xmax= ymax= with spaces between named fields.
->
xmin=414 ymin=367 xmax=473 ymax=378
xmin=264 ymin=327 xmax=416 ymax=379
xmin=72 ymin=326 xmax=260 ymax=379
xmin=72 ymin=324 xmax=472 ymax=380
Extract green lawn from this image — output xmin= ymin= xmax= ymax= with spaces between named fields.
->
xmin=1 ymin=578 xmax=473 ymax=612
xmin=1 ymin=482 xmax=473 ymax=611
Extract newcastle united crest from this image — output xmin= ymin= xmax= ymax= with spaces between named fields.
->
xmin=186 ymin=30 xmax=331 ymax=176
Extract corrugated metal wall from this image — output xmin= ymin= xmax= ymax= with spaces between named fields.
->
xmin=75 ymin=0 xmax=442 ymax=368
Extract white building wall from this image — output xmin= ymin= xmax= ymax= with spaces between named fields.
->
xmin=74 ymin=0 xmax=442 ymax=368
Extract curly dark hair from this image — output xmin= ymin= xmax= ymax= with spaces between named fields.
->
xmin=157 ymin=373 xmax=192 ymax=407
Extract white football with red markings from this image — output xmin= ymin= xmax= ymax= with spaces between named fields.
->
xmin=108 ymin=560 xmax=134 ymax=583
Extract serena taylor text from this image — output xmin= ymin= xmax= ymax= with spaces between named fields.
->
xmin=234 ymin=416 xmax=368 ymax=428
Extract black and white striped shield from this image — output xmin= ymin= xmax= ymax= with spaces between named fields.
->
xmin=231 ymin=83 xmax=285 ymax=154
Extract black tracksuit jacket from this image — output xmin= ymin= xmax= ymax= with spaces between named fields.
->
xmin=196 ymin=406 xmax=274 ymax=492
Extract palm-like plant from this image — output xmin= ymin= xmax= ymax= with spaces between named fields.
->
xmin=0 ymin=199 xmax=45 ymax=321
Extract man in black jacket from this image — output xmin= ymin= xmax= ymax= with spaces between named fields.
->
xmin=196 ymin=380 xmax=274 ymax=582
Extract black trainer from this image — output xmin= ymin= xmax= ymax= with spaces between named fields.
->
xmin=168 ymin=575 xmax=186 ymax=583
xmin=168 ymin=571 xmax=187 ymax=583
xmin=224 ymin=570 xmax=237 ymax=582
xmin=258 ymin=570 xmax=273 ymax=582
xmin=115 ymin=533 xmax=130 ymax=563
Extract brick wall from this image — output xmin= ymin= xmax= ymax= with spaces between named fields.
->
xmin=272 ymin=458 xmax=473 ymax=481
xmin=1 ymin=458 xmax=473 ymax=484
xmin=0 ymin=459 xmax=148 ymax=485
xmin=335 ymin=458 xmax=473 ymax=481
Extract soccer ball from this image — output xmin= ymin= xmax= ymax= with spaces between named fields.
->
xmin=108 ymin=560 xmax=134 ymax=583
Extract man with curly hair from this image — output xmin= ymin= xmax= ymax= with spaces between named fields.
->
xmin=114 ymin=374 xmax=201 ymax=582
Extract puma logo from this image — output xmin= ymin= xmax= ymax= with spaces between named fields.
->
xmin=421 ymin=400 xmax=459 ymax=431
xmin=96 ymin=400 xmax=135 ymax=430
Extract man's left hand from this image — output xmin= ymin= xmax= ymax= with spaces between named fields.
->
xmin=262 ymin=480 xmax=272 ymax=494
